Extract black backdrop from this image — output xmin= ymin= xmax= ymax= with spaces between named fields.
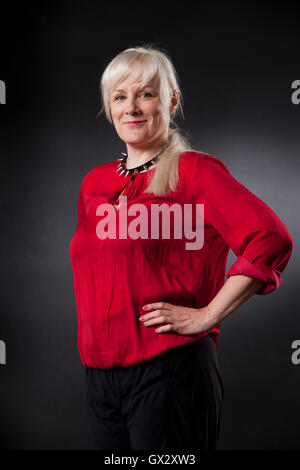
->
xmin=0 ymin=0 xmax=299 ymax=450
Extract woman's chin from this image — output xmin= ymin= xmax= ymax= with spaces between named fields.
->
xmin=121 ymin=135 xmax=149 ymax=145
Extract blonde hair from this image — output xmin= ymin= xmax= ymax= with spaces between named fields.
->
xmin=99 ymin=44 xmax=193 ymax=196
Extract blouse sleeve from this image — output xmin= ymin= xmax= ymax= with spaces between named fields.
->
xmin=193 ymin=153 xmax=294 ymax=295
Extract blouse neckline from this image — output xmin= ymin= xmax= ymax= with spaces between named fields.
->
xmin=115 ymin=160 xmax=157 ymax=176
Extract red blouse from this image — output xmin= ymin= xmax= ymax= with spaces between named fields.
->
xmin=69 ymin=151 xmax=293 ymax=369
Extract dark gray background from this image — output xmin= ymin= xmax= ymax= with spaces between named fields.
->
xmin=0 ymin=0 xmax=299 ymax=450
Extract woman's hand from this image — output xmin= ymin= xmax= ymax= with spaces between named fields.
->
xmin=140 ymin=302 xmax=216 ymax=336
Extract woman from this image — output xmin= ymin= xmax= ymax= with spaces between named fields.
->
xmin=69 ymin=45 xmax=293 ymax=451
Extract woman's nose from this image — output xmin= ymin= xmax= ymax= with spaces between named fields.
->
xmin=125 ymin=97 xmax=139 ymax=114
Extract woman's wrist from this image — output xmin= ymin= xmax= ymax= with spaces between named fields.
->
xmin=199 ymin=276 xmax=265 ymax=331
xmin=193 ymin=305 xmax=219 ymax=335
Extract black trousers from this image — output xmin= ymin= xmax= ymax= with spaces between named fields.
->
xmin=84 ymin=335 xmax=224 ymax=451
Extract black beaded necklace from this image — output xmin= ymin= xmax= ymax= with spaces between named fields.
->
xmin=116 ymin=147 xmax=166 ymax=177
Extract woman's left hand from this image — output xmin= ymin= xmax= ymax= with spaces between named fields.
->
xmin=140 ymin=302 xmax=216 ymax=336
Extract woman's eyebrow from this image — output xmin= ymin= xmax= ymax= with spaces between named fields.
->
xmin=112 ymin=85 xmax=155 ymax=94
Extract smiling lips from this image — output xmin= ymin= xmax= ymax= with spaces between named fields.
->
xmin=124 ymin=120 xmax=147 ymax=126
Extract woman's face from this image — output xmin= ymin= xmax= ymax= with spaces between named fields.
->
xmin=110 ymin=73 xmax=173 ymax=149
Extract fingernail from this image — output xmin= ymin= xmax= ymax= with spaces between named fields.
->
xmin=143 ymin=305 xmax=148 ymax=310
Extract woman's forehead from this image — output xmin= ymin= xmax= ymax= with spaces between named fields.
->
xmin=113 ymin=80 xmax=157 ymax=92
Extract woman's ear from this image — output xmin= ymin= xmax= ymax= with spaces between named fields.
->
xmin=169 ymin=89 xmax=180 ymax=117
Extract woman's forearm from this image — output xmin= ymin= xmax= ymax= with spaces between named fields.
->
xmin=205 ymin=275 xmax=265 ymax=327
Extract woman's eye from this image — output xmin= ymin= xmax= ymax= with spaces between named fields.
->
xmin=114 ymin=92 xmax=152 ymax=101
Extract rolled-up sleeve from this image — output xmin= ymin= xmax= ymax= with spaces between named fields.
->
xmin=193 ymin=153 xmax=294 ymax=295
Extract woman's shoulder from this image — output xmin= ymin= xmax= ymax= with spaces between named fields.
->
xmin=180 ymin=150 xmax=230 ymax=175
xmin=80 ymin=160 xmax=118 ymax=187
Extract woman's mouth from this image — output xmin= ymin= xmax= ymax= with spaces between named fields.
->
xmin=124 ymin=120 xmax=147 ymax=127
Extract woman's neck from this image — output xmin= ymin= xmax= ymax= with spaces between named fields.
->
xmin=125 ymin=140 xmax=168 ymax=170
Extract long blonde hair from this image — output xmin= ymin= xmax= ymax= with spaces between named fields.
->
xmin=99 ymin=44 xmax=193 ymax=196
